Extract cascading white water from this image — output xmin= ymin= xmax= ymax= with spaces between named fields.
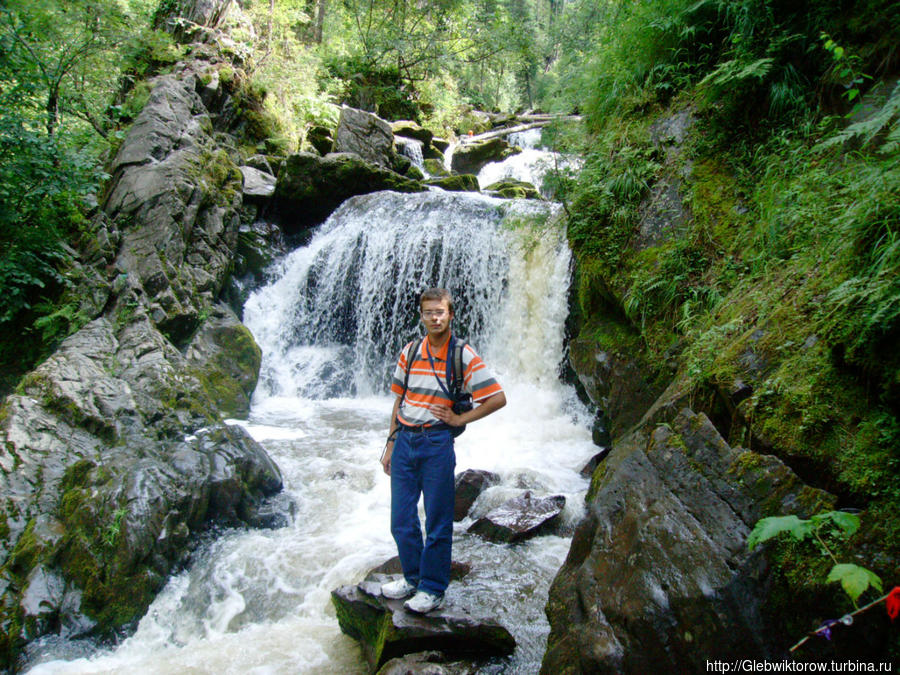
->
xmin=28 ymin=189 xmax=596 ymax=675
xmin=477 ymin=128 xmax=581 ymax=197
xmin=394 ymin=137 xmax=425 ymax=173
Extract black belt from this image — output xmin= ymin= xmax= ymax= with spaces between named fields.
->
xmin=398 ymin=422 xmax=451 ymax=434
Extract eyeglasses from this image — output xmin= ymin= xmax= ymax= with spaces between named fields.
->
xmin=421 ymin=310 xmax=448 ymax=318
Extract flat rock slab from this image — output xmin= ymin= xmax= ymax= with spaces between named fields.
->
xmin=467 ymin=492 xmax=566 ymax=543
xmin=332 ymin=577 xmax=515 ymax=672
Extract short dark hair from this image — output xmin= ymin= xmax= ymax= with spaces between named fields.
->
xmin=420 ymin=287 xmax=453 ymax=314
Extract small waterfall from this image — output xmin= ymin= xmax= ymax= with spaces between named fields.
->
xmin=394 ymin=137 xmax=425 ymax=172
xmin=28 ymin=189 xmax=595 ymax=675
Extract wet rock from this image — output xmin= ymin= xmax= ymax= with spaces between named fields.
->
xmin=482 ymin=179 xmax=540 ymax=200
xmin=239 ymin=165 xmax=276 ymax=199
xmin=450 ymin=138 xmax=521 ymax=176
xmin=568 ymin=317 xmax=665 ymax=441
xmin=425 ymin=174 xmax=480 ymax=193
xmin=371 ymin=557 xmax=471 ymax=582
xmin=332 ymin=578 xmax=515 ymax=672
xmin=423 ymin=159 xmax=450 ymax=177
xmin=376 ymin=652 xmax=477 ymax=675
xmin=0 ymin=39 xmax=283 ymax=667
xmin=467 ymin=492 xmax=566 ymax=543
xmin=431 ymin=138 xmax=451 ymax=154
xmin=542 ymin=408 xmax=835 ymax=674
xmin=391 ymin=121 xmax=433 ymax=147
xmin=273 ymin=152 xmax=425 ymax=230
xmin=579 ymin=448 xmax=611 ymax=478
xmin=334 ymin=106 xmax=395 ymax=168
xmin=453 ymin=470 xmax=499 ymax=521
xmin=184 ymin=303 xmax=261 ymax=416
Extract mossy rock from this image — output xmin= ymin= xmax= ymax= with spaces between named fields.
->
xmin=273 ymin=152 xmax=425 ymax=231
xmin=390 ymin=121 xmax=433 ymax=146
xmin=483 ymin=179 xmax=541 ymax=200
xmin=406 ymin=164 xmax=425 ymax=181
xmin=424 ymin=158 xmax=450 ymax=177
xmin=306 ymin=125 xmax=333 ymax=156
xmin=425 ymin=174 xmax=480 ymax=192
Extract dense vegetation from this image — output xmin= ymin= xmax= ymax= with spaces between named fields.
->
xmin=1 ymin=0 xmax=898 ymax=645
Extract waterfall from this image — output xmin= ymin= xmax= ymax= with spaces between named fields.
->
xmin=28 ymin=189 xmax=595 ymax=675
xmin=477 ymin=128 xmax=582 ymax=198
xmin=394 ymin=137 xmax=425 ymax=172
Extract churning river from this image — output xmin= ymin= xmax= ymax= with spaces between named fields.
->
xmin=29 ymin=133 xmax=595 ymax=674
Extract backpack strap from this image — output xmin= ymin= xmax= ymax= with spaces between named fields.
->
xmin=400 ymin=338 xmax=423 ymax=405
xmin=450 ymin=337 xmax=467 ymax=396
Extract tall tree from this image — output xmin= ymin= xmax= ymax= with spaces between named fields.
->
xmin=0 ymin=0 xmax=131 ymax=138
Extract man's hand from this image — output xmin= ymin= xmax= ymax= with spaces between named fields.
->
xmin=381 ymin=441 xmax=393 ymax=475
xmin=429 ymin=404 xmax=464 ymax=427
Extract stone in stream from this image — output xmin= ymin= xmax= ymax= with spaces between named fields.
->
xmin=449 ymin=138 xmax=521 ymax=176
xmin=482 ymin=179 xmax=541 ymax=200
xmin=453 ymin=469 xmax=500 ymax=521
xmin=467 ymin=492 xmax=566 ymax=543
xmin=331 ymin=575 xmax=515 ymax=672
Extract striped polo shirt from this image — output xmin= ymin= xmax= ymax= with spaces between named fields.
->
xmin=391 ymin=336 xmax=503 ymax=427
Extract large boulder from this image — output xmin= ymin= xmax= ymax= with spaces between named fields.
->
xmin=332 ymin=576 xmax=515 ymax=672
xmin=273 ymin=152 xmax=425 ymax=230
xmin=450 ymin=138 xmax=521 ymax=175
xmin=0 ymin=47 xmax=288 ymax=670
xmin=541 ymin=408 xmax=835 ymax=674
xmin=334 ymin=106 xmax=395 ymax=168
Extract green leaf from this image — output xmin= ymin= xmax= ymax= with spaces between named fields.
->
xmin=834 ymin=46 xmax=845 ymax=60
xmin=826 ymin=563 xmax=883 ymax=604
xmin=811 ymin=511 xmax=860 ymax=537
xmin=747 ymin=515 xmax=815 ymax=550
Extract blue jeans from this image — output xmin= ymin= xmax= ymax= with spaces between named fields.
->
xmin=390 ymin=427 xmax=456 ymax=596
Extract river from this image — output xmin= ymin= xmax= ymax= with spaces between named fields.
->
xmin=28 ymin=136 xmax=595 ymax=675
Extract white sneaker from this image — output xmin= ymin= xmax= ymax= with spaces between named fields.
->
xmin=381 ymin=577 xmax=416 ymax=599
xmin=404 ymin=590 xmax=444 ymax=614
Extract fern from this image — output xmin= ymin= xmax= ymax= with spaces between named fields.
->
xmin=699 ymin=57 xmax=775 ymax=95
xmin=815 ymin=81 xmax=900 ymax=153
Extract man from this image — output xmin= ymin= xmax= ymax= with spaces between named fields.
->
xmin=380 ymin=288 xmax=506 ymax=613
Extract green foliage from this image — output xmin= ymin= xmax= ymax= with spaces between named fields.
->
xmin=748 ymin=511 xmax=881 ymax=606
xmin=826 ymin=564 xmax=883 ymax=605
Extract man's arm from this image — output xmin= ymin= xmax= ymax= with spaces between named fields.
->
xmin=429 ymin=391 xmax=506 ymax=428
xmin=381 ymin=394 xmax=402 ymax=475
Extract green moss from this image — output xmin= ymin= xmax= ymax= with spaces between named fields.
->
xmin=121 ymin=81 xmax=151 ymax=121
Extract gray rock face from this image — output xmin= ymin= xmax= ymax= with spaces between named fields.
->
xmin=541 ymin=408 xmax=835 ymax=674
xmin=332 ymin=576 xmax=516 ymax=672
xmin=567 ymin=318 xmax=665 ymax=441
xmin=106 ymin=73 xmax=242 ymax=346
xmin=239 ymin=165 xmax=276 ymax=198
xmin=0 ymin=41 xmax=284 ymax=667
xmin=467 ymin=492 xmax=566 ymax=543
xmin=334 ymin=106 xmax=395 ymax=168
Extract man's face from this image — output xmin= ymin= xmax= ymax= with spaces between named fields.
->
xmin=420 ymin=298 xmax=453 ymax=337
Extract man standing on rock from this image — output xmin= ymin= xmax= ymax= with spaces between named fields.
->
xmin=380 ymin=287 xmax=506 ymax=613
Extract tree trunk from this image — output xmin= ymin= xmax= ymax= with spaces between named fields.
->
xmin=314 ymin=0 xmax=326 ymax=43
xmin=46 ymin=90 xmax=59 ymax=137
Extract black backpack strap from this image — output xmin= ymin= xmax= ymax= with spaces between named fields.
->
xmin=400 ymin=338 xmax=422 ymax=405
xmin=451 ymin=338 xmax=467 ymax=395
